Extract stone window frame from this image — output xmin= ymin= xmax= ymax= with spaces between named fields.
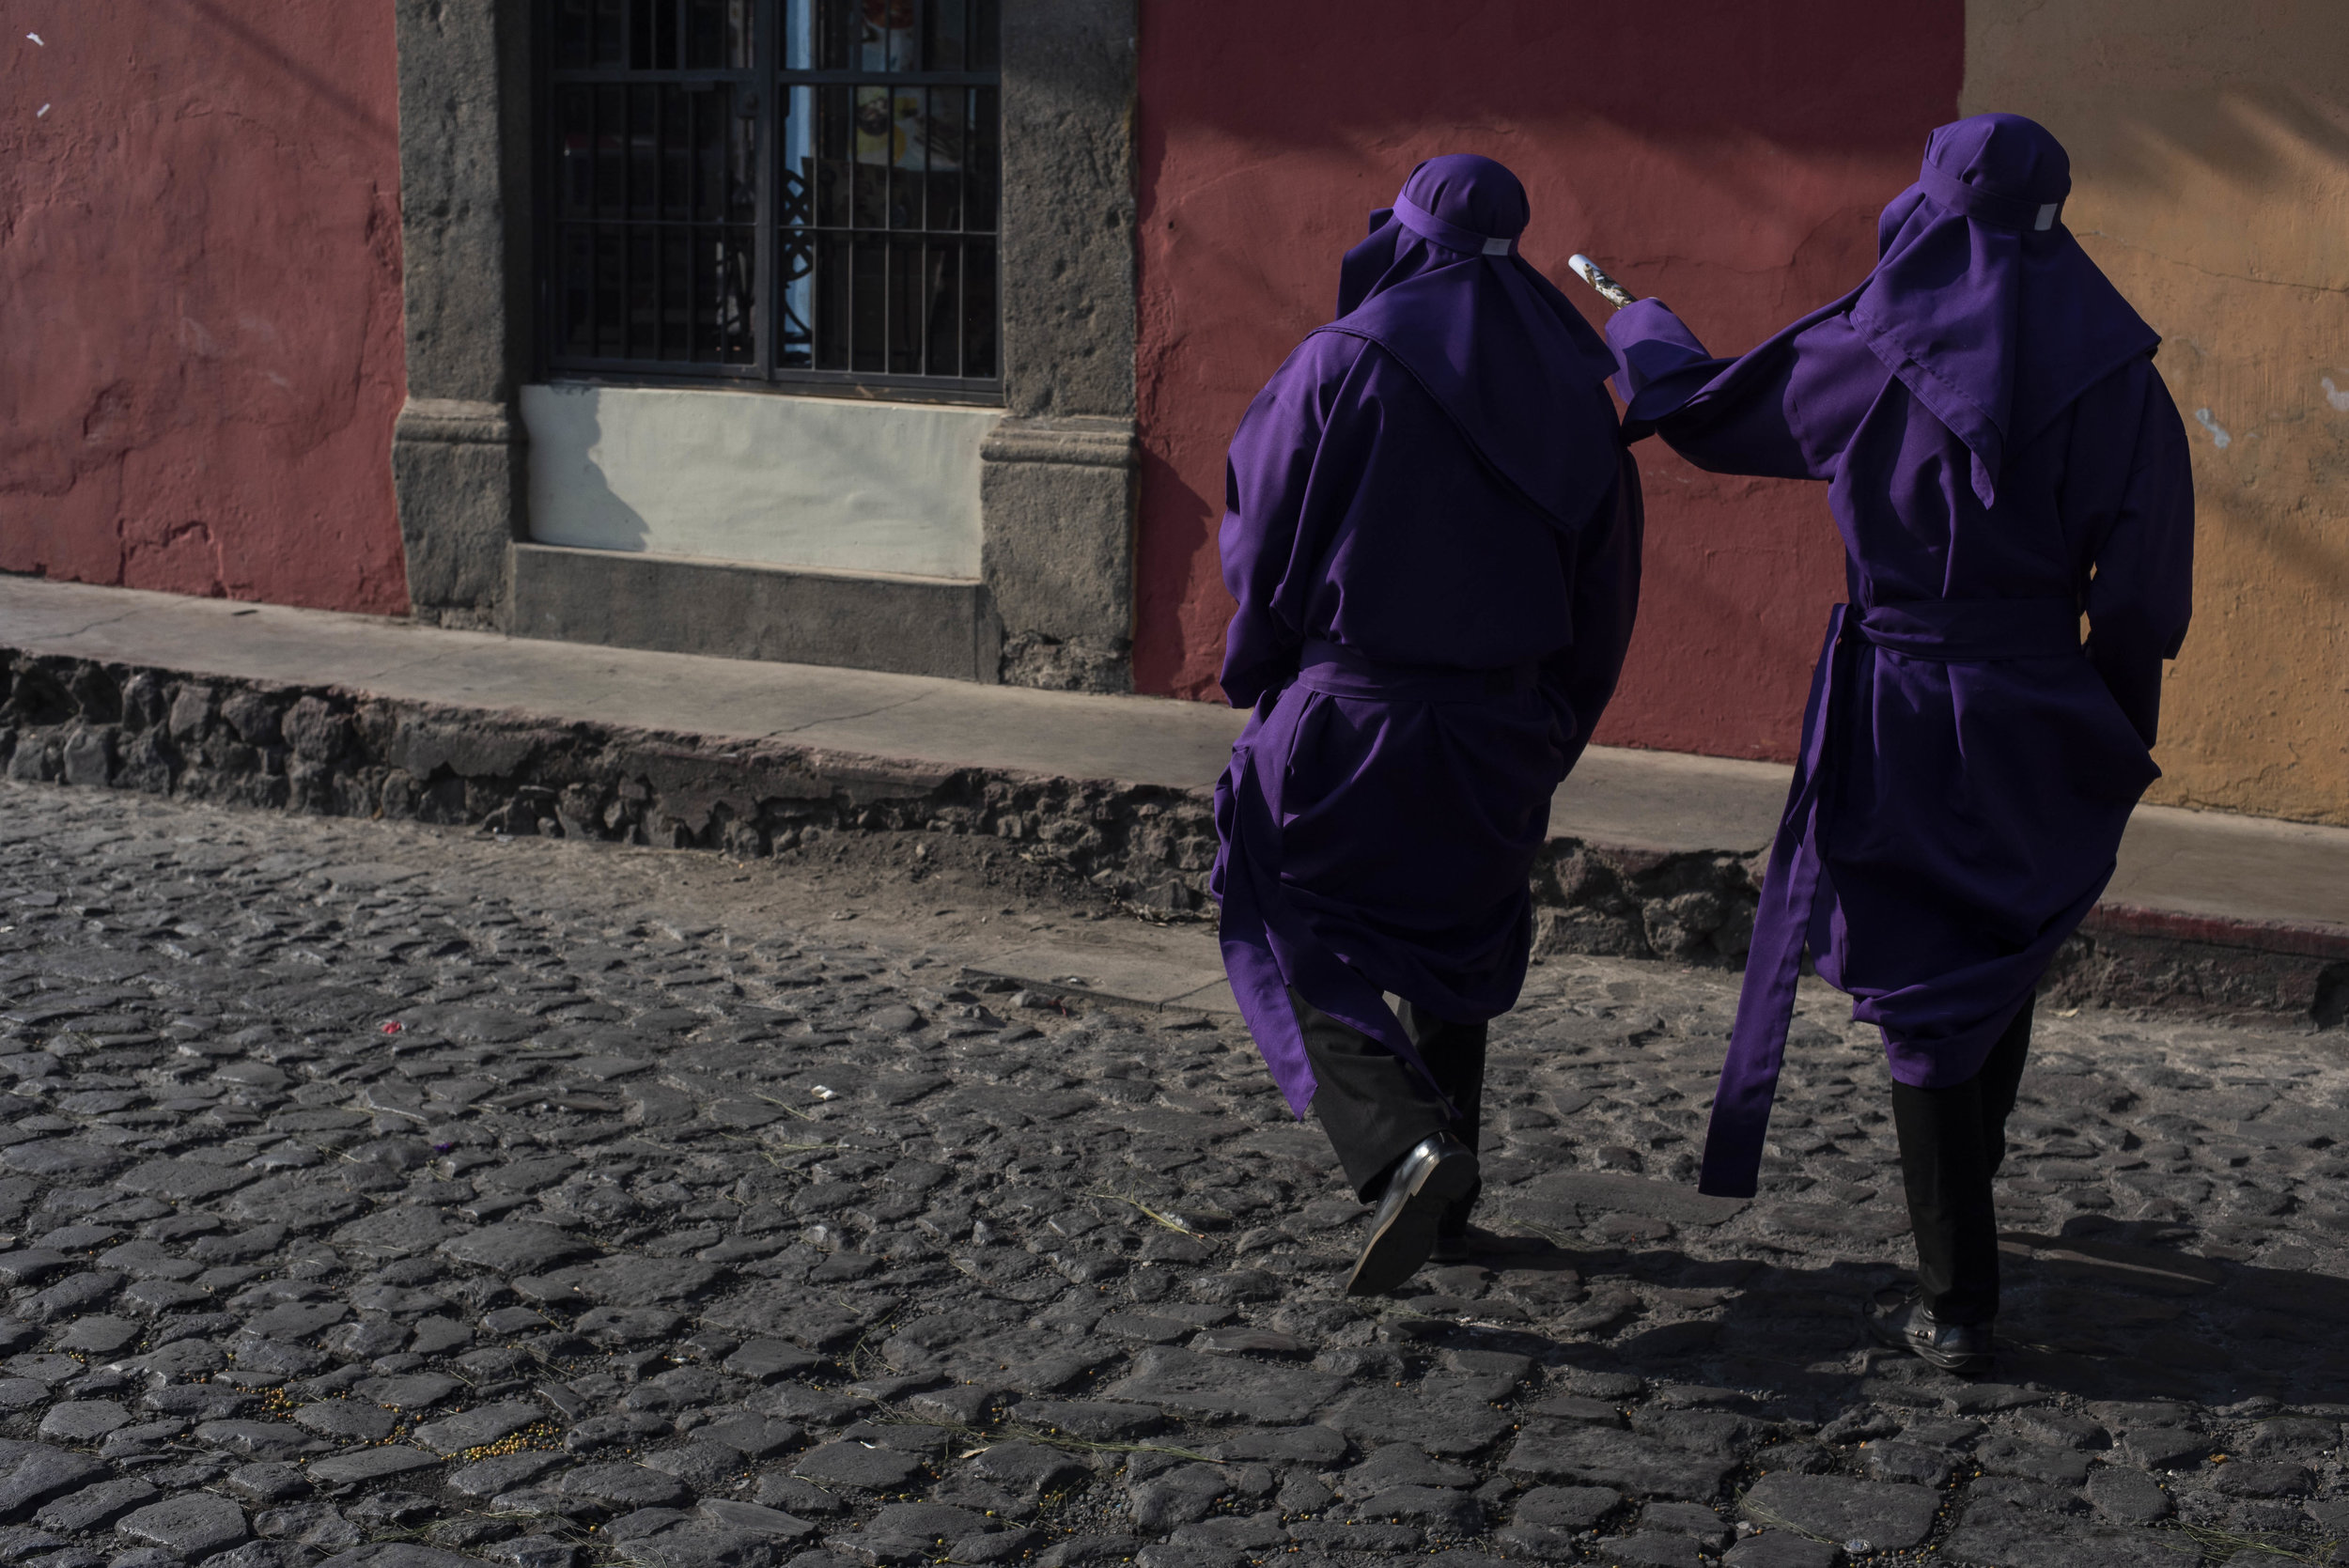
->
xmin=390 ymin=0 xmax=1139 ymax=691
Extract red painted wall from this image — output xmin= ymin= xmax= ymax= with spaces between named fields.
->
xmin=1134 ymin=1 xmax=1964 ymax=760
xmin=0 ymin=1 xmax=409 ymax=613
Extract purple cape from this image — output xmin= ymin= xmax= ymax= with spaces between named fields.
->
xmin=1213 ymin=155 xmax=1642 ymax=1116
xmin=1606 ymin=115 xmax=2194 ymax=1197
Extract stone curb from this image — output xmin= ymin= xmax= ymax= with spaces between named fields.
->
xmin=0 ymin=644 xmax=2339 ymax=1027
xmin=2085 ymin=902 xmax=2349 ymax=963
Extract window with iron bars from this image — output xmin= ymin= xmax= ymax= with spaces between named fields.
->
xmin=543 ymin=0 xmax=1001 ymax=397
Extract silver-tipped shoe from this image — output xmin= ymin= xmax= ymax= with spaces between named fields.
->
xmin=1346 ymin=1131 xmax=1480 ymax=1296
xmin=1868 ymin=1285 xmax=1994 ymax=1374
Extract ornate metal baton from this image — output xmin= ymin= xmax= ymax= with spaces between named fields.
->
xmin=1567 ymin=254 xmax=1637 ymax=311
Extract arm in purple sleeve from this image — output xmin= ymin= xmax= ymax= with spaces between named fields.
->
xmin=1217 ymin=337 xmax=1373 ymax=708
xmin=1603 ymin=300 xmax=1821 ymax=480
xmin=1542 ymin=442 xmax=1645 ymax=771
xmin=1607 ymin=299 xmax=1728 ymax=411
xmin=2084 ymin=372 xmax=2196 ymax=747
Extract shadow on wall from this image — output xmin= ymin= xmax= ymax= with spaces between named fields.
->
xmin=1963 ymin=0 xmax=2349 ymax=823
xmin=173 ymin=0 xmax=397 ymax=140
xmin=527 ymin=390 xmax=655 ymax=555
xmin=2085 ymin=85 xmax=2349 ymax=605
xmin=2094 ymin=80 xmax=2349 ymax=201
xmin=1145 ymin=0 xmax=1962 ymax=150
xmin=1132 ymin=444 xmax=1225 ymax=704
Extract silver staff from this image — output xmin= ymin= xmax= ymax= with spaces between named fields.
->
xmin=1567 ymin=254 xmax=1638 ymax=311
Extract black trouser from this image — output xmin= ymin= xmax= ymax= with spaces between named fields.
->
xmin=1890 ymin=993 xmax=2034 ymax=1326
xmin=1287 ymin=987 xmax=1486 ymax=1216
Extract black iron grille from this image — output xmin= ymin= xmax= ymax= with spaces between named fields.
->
xmin=544 ymin=0 xmax=1001 ymax=395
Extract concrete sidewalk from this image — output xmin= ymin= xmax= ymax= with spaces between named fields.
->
xmin=4 ymin=574 xmax=2343 ymax=1020
xmin=0 ymin=575 xmax=1792 ymax=855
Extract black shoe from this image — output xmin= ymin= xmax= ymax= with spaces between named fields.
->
xmin=1346 ymin=1132 xmax=1480 ymax=1296
xmin=1867 ymin=1285 xmax=1993 ymax=1374
xmin=1429 ymin=1193 xmax=1475 ymax=1265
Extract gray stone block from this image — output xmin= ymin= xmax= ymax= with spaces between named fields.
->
xmin=510 ymin=545 xmax=1000 ymax=683
xmin=1502 ymin=1423 xmax=1736 ymax=1502
xmin=693 ymin=1503 xmax=818 ymax=1544
xmin=116 ymin=1494 xmax=248 ymax=1556
xmin=36 ymin=1478 xmax=159 ymax=1532
xmin=790 ymin=1444 xmax=926 ymax=1494
xmin=998 ymin=0 xmax=1135 ymax=424
xmin=0 ymin=1444 xmax=112 ymax=1520
xmin=412 ymin=1402 xmax=547 ymax=1456
xmin=306 ymin=1447 xmax=443 ymax=1486
xmin=1738 ymin=1474 xmax=1939 ymax=1552
xmin=487 ymin=1540 xmax=575 ymax=1568
xmin=37 ymin=1402 xmax=132 ymax=1444
xmin=318 ymin=1547 xmax=492 ymax=1568
xmin=395 ymin=407 xmax=526 ymax=629
xmin=226 ymin=1465 xmax=312 ymax=1505
xmin=559 ymin=1464 xmax=693 ymax=1511
xmin=1110 ymin=1348 xmax=1346 ymax=1424
xmin=966 ymin=1442 xmax=1087 ymax=1498
xmin=1937 ymin=1502 xmax=2180 ymax=1568
xmin=449 ymin=1452 xmax=568 ymax=1500
xmin=1725 ymin=1534 xmax=1843 ymax=1568
xmin=2084 ymin=1465 xmax=2170 ymax=1524
xmin=391 ymin=0 xmax=534 ymax=629
xmin=980 ymin=424 xmax=1134 ymax=691
xmin=1592 ymin=1533 xmax=1706 ymax=1568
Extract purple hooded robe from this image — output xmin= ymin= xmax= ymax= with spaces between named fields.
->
xmin=1603 ymin=115 xmax=2196 ymax=1198
xmin=1212 ymin=155 xmax=1644 ymax=1119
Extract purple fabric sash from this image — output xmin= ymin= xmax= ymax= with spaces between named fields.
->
xmin=1293 ymin=639 xmax=1539 ymax=703
xmin=1917 ymin=159 xmax=2062 ymax=233
xmin=1697 ymin=596 xmax=2082 ymax=1199
xmin=1392 ymin=193 xmax=1518 ymax=256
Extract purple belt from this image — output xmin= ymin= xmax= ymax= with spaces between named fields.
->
xmin=1697 ymin=597 xmax=2081 ymax=1198
xmin=1295 ymin=640 xmax=1540 ymax=704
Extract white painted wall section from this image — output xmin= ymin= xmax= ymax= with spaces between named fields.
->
xmin=521 ymin=383 xmax=997 ymax=580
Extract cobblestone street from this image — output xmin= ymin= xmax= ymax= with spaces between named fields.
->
xmin=0 ymin=779 xmax=2343 ymax=1568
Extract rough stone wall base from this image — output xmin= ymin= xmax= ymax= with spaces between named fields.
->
xmin=0 ymin=649 xmax=1208 ymax=908
xmin=2047 ymin=914 xmax=2348 ymax=1026
xmin=1531 ymin=840 xmax=1763 ymax=969
xmin=3 ymin=645 xmax=2335 ymax=1028
xmin=998 ymin=632 xmax=1133 ymax=694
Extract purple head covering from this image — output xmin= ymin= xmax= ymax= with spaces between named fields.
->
xmin=1316 ymin=154 xmax=1621 ymax=529
xmin=1851 ymin=113 xmax=2158 ymax=507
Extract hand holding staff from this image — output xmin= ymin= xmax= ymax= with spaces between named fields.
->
xmin=1567 ymin=254 xmax=1638 ymax=310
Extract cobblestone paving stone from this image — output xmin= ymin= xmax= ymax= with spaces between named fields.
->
xmin=0 ymin=779 xmax=2344 ymax=1568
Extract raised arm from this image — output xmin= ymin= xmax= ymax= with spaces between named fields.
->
xmin=1604 ymin=300 xmax=1828 ymax=481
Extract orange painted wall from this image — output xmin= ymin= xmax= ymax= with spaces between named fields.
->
xmin=0 ymin=1 xmax=409 ymax=613
xmin=1964 ymin=1 xmax=2349 ymax=826
xmin=1131 ymin=0 xmax=1967 ymax=761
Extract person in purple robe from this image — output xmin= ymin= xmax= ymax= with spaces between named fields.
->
xmin=1600 ymin=114 xmax=2194 ymax=1372
xmin=1211 ymin=154 xmax=1643 ymax=1296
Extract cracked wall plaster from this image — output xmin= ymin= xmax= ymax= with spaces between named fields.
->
xmin=0 ymin=3 xmax=410 ymax=614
